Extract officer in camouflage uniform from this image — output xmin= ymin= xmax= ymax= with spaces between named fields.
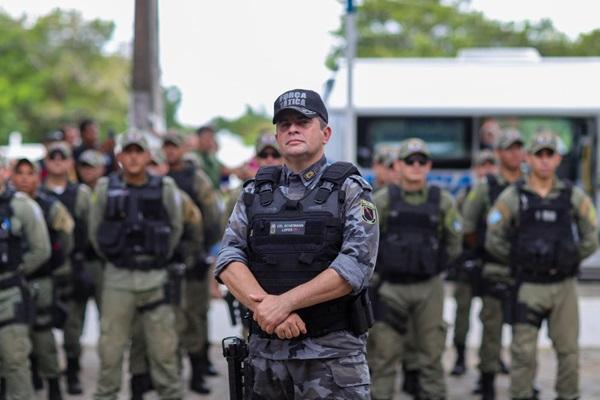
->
xmin=12 ymin=158 xmax=74 ymax=400
xmin=162 ymin=133 xmax=222 ymax=380
xmin=0 ymin=154 xmax=51 ymax=400
xmin=77 ymin=150 xmax=107 ymax=190
xmin=486 ymin=132 xmax=598 ymax=400
xmin=449 ymin=149 xmax=497 ymax=377
xmin=462 ymin=130 xmax=524 ymax=399
xmin=369 ymin=139 xmax=462 ymax=400
xmin=128 ymin=148 xmax=211 ymax=398
xmin=41 ymin=141 xmax=93 ymax=395
xmin=217 ymin=89 xmax=378 ymax=399
xmin=89 ymin=132 xmax=183 ymax=400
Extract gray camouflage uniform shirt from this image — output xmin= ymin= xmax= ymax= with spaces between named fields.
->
xmin=216 ymin=157 xmax=379 ymax=360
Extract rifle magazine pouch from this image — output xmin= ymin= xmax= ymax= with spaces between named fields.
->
xmin=97 ymin=221 xmax=125 ymax=256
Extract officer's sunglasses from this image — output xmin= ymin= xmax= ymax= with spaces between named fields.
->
xmin=403 ymin=154 xmax=429 ymax=166
xmin=48 ymin=151 xmax=68 ymax=161
xmin=257 ymin=150 xmax=281 ymax=159
xmin=533 ymin=149 xmax=556 ymax=158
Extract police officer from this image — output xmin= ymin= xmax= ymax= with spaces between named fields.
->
xmin=462 ymin=129 xmax=524 ymax=399
xmin=368 ymin=139 xmax=462 ymax=400
xmin=128 ymin=147 xmax=211 ymax=398
xmin=486 ymin=131 xmax=598 ymax=400
xmin=216 ymin=88 xmax=378 ymax=399
xmin=162 ymin=132 xmax=222 ymax=379
xmin=0 ymin=154 xmax=51 ymax=400
xmin=449 ymin=149 xmax=497 ymax=377
xmin=89 ymin=132 xmax=184 ymax=400
xmin=77 ymin=149 xmax=107 ymax=190
xmin=41 ymin=141 xmax=93 ymax=395
xmin=12 ymin=158 xmax=74 ymax=400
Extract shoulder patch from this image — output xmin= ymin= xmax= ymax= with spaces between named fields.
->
xmin=487 ymin=208 xmax=503 ymax=226
xmin=360 ymin=199 xmax=377 ymax=224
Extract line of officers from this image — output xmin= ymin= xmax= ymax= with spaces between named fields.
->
xmin=367 ymin=130 xmax=598 ymax=400
xmin=0 ymin=128 xmax=252 ymax=400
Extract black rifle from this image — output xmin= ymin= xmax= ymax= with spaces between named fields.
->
xmin=224 ymin=291 xmax=240 ymax=326
xmin=222 ymin=336 xmax=249 ymax=400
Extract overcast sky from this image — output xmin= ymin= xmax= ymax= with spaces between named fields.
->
xmin=2 ymin=0 xmax=599 ymax=127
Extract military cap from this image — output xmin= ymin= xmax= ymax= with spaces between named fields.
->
xmin=150 ymin=148 xmax=166 ymax=165
xmin=528 ymin=131 xmax=559 ymax=154
xmin=494 ymin=128 xmax=524 ymax=150
xmin=273 ymin=89 xmax=328 ymax=124
xmin=475 ymin=149 xmax=496 ymax=165
xmin=78 ymin=150 xmax=106 ymax=167
xmin=397 ymin=138 xmax=431 ymax=159
xmin=163 ymin=132 xmax=185 ymax=147
xmin=14 ymin=157 xmax=40 ymax=173
xmin=120 ymin=131 xmax=149 ymax=152
xmin=46 ymin=141 xmax=72 ymax=159
xmin=372 ymin=147 xmax=395 ymax=168
xmin=255 ymin=133 xmax=279 ymax=153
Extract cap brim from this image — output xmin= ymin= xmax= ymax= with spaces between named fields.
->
xmin=122 ymin=142 xmax=147 ymax=151
xmin=403 ymin=151 xmax=430 ymax=159
xmin=272 ymin=106 xmax=318 ymax=123
xmin=530 ymin=145 xmax=557 ymax=154
xmin=497 ymin=139 xmax=524 ymax=149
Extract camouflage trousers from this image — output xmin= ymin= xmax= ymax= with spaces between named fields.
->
xmin=248 ymin=353 xmax=370 ymax=400
xmin=478 ymin=295 xmax=504 ymax=373
xmin=30 ymin=277 xmax=61 ymax=379
xmin=511 ymin=278 xmax=579 ymax=400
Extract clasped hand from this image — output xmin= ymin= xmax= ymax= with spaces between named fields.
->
xmin=249 ymin=294 xmax=307 ymax=339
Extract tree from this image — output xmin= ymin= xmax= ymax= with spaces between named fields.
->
xmin=327 ymin=0 xmax=598 ymax=69
xmin=0 ymin=9 xmax=129 ymax=142
xmin=212 ymin=105 xmax=272 ymax=145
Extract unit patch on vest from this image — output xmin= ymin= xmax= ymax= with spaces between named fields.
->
xmin=270 ymin=221 xmax=306 ymax=235
xmin=360 ymin=199 xmax=377 ymax=224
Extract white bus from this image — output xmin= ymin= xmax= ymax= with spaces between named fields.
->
xmin=324 ymin=48 xmax=600 ymax=274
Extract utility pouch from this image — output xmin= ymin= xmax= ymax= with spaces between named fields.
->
xmin=164 ymin=263 xmax=186 ymax=305
xmin=97 ymin=221 xmax=125 ymax=256
xmin=350 ymin=289 xmax=375 ymax=335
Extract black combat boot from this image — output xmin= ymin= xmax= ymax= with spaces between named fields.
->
xmin=0 ymin=377 xmax=6 ymax=400
xmin=200 ymin=343 xmax=218 ymax=376
xmin=130 ymin=373 xmax=153 ymax=400
xmin=401 ymin=369 xmax=420 ymax=396
xmin=473 ymin=375 xmax=482 ymax=394
xmin=47 ymin=378 xmax=63 ymax=400
xmin=188 ymin=353 xmax=211 ymax=394
xmin=481 ymin=372 xmax=495 ymax=400
xmin=65 ymin=357 xmax=83 ymax=395
xmin=450 ymin=344 xmax=467 ymax=376
xmin=30 ymin=355 xmax=43 ymax=391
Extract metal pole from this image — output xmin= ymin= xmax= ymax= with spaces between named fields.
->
xmin=345 ymin=0 xmax=356 ymax=163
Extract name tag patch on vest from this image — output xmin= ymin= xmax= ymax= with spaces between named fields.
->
xmin=270 ymin=221 xmax=306 ymax=235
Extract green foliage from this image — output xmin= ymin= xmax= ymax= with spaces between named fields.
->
xmin=212 ymin=105 xmax=272 ymax=145
xmin=0 ymin=9 xmax=129 ymax=142
xmin=327 ymin=0 xmax=600 ymax=69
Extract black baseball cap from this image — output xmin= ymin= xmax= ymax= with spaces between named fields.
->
xmin=272 ymin=89 xmax=328 ymax=124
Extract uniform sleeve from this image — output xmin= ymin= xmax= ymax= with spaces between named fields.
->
xmin=13 ymin=194 xmax=51 ymax=276
xmin=180 ymin=191 xmax=205 ymax=267
xmin=441 ymin=191 xmax=463 ymax=263
xmin=75 ymin=184 xmax=92 ymax=228
xmin=373 ymin=187 xmax=389 ymax=235
xmin=194 ymin=169 xmax=223 ymax=248
xmin=484 ymin=186 xmax=519 ymax=264
xmin=572 ymin=187 xmax=599 ymax=260
xmin=461 ymin=181 xmax=488 ymax=234
xmin=88 ymin=178 xmax=108 ymax=259
xmin=161 ymin=177 xmax=184 ymax=259
xmin=50 ymin=201 xmax=75 ymax=259
xmin=328 ymin=176 xmax=380 ymax=294
xmin=215 ymin=185 xmax=250 ymax=282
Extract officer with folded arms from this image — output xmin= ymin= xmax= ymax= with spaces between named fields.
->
xmin=216 ymin=88 xmax=379 ymax=399
xmin=485 ymin=131 xmax=599 ymax=400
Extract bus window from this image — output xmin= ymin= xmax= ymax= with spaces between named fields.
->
xmin=357 ymin=116 xmax=472 ymax=168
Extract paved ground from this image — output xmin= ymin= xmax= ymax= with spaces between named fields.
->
xmin=31 ymin=283 xmax=600 ymax=399
xmin=33 ymin=345 xmax=600 ymax=399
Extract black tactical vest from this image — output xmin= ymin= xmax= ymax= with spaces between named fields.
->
xmin=511 ymin=181 xmax=579 ymax=282
xmin=244 ymin=162 xmax=359 ymax=337
xmin=44 ymin=183 xmax=88 ymax=254
xmin=379 ymin=185 xmax=443 ymax=282
xmin=0 ymin=188 xmax=23 ymax=277
xmin=168 ymin=165 xmax=196 ymax=203
xmin=28 ymin=191 xmax=66 ymax=279
xmin=97 ymin=173 xmax=171 ymax=270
